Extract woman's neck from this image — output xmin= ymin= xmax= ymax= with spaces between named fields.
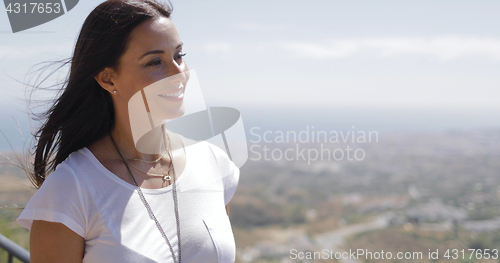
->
xmin=109 ymin=111 xmax=167 ymax=161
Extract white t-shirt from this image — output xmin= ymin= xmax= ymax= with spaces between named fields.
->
xmin=17 ymin=135 xmax=240 ymax=263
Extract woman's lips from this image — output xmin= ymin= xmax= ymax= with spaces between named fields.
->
xmin=157 ymin=88 xmax=184 ymax=101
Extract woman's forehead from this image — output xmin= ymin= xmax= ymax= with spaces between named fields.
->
xmin=125 ymin=17 xmax=181 ymax=58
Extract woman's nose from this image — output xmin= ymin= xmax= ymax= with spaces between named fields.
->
xmin=166 ymin=60 xmax=187 ymax=83
xmin=166 ymin=60 xmax=186 ymax=82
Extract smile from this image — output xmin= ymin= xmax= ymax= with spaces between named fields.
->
xmin=158 ymin=89 xmax=183 ymax=97
xmin=156 ymin=86 xmax=185 ymax=102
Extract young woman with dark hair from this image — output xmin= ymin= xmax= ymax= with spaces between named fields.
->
xmin=16 ymin=1 xmax=240 ymax=262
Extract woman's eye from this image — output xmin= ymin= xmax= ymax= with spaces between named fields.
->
xmin=146 ymin=53 xmax=186 ymax=67
xmin=146 ymin=59 xmax=162 ymax=67
xmin=176 ymin=52 xmax=187 ymax=60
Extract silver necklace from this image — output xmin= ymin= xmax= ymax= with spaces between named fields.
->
xmin=109 ymin=126 xmax=181 ymax=263
xmin=102 ymin=140 xmax=173 ymax=181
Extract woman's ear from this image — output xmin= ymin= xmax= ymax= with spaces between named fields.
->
xmin=94 ymin=68 xmax=116 ymax=94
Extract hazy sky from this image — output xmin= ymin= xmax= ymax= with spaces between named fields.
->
xmin=1 ymin=0 xmax=499 ymax=114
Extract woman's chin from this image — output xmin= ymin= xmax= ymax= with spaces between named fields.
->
xmin=157 ymin=104 xmax=186 ymax=120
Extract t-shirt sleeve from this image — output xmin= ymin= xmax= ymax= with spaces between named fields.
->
xmin=16 ymin=163 xmax=86 ymax=238
xmin=207 ymin=143 xmax=240 ymax=205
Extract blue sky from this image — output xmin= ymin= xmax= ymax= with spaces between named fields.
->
xmin=1 ymin=0 xmax=499 ymax=123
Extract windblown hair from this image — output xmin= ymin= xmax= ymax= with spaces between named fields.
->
xmin=30 ymin=0 xmax=172 ymax=188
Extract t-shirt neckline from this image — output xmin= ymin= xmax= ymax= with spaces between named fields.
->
xmin=80 ymin=135 xmax=190 ymax=195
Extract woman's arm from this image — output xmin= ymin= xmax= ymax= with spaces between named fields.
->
xmin=226 ymin=203 xmax=230 ymax=219
xmin=30 ymin=220 xmax=85 ymax=263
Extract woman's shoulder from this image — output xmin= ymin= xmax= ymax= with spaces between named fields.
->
xmin=41 ymin=149 xmax=86 ymax=187
xmin=45 ymin=147 xmax=97 ymax=185
xmin=18 ymin=148 xmax=89 ymax=238
xmin=54 ymin=147 xmax=86 ymax=167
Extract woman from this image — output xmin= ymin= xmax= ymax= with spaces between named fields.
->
xmin=16 ymin=0 xmax=240 ymax=262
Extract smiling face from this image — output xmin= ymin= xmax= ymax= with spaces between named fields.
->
xmin=107 ymin=16 xmax=189 ymax=120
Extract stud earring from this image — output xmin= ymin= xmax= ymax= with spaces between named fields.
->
xmin=113 ymin=90 xmax=117 ymax=94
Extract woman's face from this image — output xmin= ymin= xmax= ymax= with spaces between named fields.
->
xmin=109 ymin=17 xmax=189 ymax=120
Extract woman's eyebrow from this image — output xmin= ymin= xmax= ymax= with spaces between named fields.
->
xmin=139 ymin=42 xmax=184 ymax=59
xmin=140 ymin=50 xmax=164 ymax=59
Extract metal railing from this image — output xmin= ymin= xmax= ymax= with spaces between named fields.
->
xmin=0 ymin=233 xmax=30 ymax=263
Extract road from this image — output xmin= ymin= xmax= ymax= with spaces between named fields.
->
xmin=314 ymin=213 xmax=392 ymax=263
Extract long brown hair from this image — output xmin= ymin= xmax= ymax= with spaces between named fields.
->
xmin=30 ymin=0 xmax=173 ymax=188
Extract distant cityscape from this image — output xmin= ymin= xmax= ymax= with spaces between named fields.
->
xmin=1 ymin=124 xmax=500 ymax=262
xmin=231 ymin=128 xmax=500 ymax=262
